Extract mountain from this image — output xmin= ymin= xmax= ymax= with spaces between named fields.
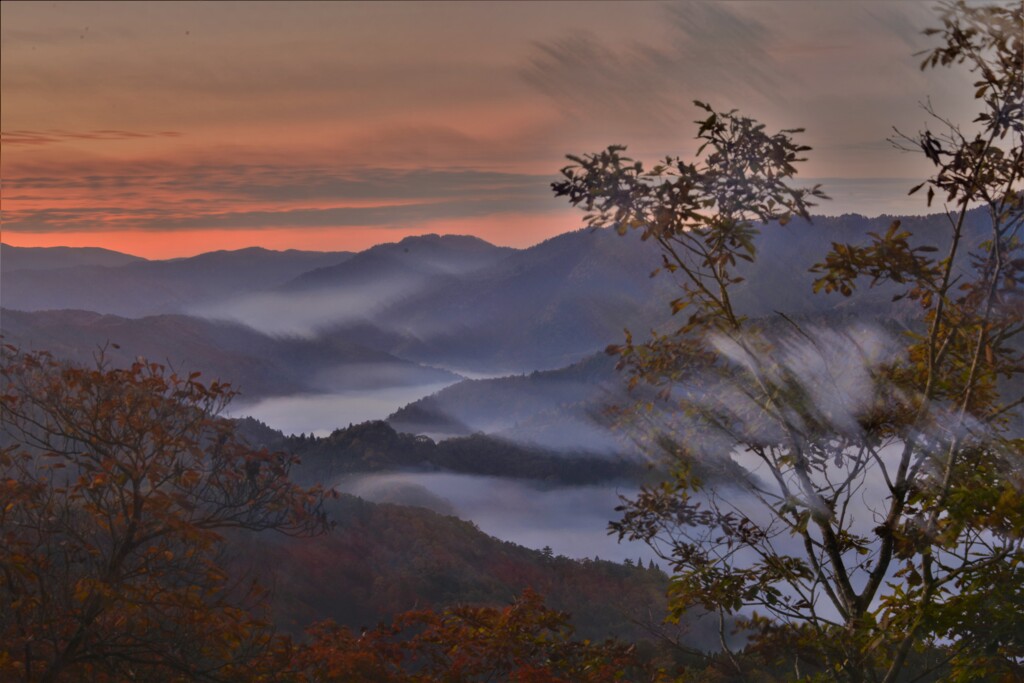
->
xmin=1 ymin=309 xmax=457 ymax=400
xmin=3 ymin=209 xmax=993 ymax=386
xmin=188 ymin=234 xmax=518 ymax=336
xmin=1 ymin=243 xmax=146 ymax=271
xmin=284 ymin=233 xmax=514 ymax=291
xmin=241 ymin=494 xmax=693 ymax=645
xmin=384 ymin=307 xmax=928 ymax=455
xmin=236 ymin=418 xmax=646 ymax=485
xmin=728 ymin=210 xmax=992 ymax=319
xmin=320 ymin=210 xmax=990 ymax=374
xmin=1 ymin=246 xmax=354 ymax=317
xmin=388 ymin=352 xmax=627 ymax=452
xmin=320 ymin=226 xmax=674 ymax=373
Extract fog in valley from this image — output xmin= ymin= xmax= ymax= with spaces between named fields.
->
xmin=230 ymin=381 xmax=456 ymax=437
xmin=338 ymin=472 xmax=659 ymax=566
xmin=230 ymin=368 xmax=646 ymax=561
xmin=189 ymin=278 xmax=420 ymax=337
xmin=6 ymin=1 xmax=1018 ymax=677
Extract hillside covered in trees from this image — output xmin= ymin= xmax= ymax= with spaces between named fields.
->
xmin=2 ymin=2 xmax=1021 ymax=681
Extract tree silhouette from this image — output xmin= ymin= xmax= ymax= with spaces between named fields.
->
xmin=0 ymin=347 xmax=331 ymax=682
xmin=274 ymin=589 xmax=645 ymax=682
xmin=553 ymin=2 xmax=1022 ymax=680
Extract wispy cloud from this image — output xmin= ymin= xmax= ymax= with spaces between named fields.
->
xmin=519 ymin=0 xmax=959 ymax=168
xmin=4 ymin=162 xmax=545 ymax=199
xmin=520 ymin=2 xmax=790 ymax=131
xmin=1 ymin=0 xmax=974 ymax=255
xmin=1 ymin=161 xmax=562 ymax=233
xmin=1 ymin=129 xmax=182 ymax=146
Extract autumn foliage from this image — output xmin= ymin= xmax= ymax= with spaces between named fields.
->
xmin=2 ymin=3 xmax=1020 ymax=682
xmin=0 ymin=347 xmax=651 ymax=682
xmin=0 ymin=346 xmax=331 ymax=682
xmin=263 ymin=588 xmax=647 ymax=682
xmin=554 ymin=2 xmax=1023 ymax=681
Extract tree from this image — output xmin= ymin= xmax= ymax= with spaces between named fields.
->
xmin=553 ymin=2 xmax=1022 ymax=681
xmin=0 ymin=346 xmax=331 ymax=682
xmin=272 ymin=589 xmax=649 ymax=682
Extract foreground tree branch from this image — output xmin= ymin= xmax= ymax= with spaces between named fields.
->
xmin=554 ymin=2 xmax=1023 ymax=680
xmin=0 ymin=346 xmax=332 ymax=682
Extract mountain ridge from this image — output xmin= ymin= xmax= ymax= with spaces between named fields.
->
xmin=1 ymin=243 xmax=147 ymax=271
xmin=1 ymin=246 xmax=355 ymax=317
xmin=1 ymin=308 xmax=457 ymax=400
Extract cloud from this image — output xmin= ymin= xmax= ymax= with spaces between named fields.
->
xmin=2 ymin=200 xmax=556 ymax=232
xmin=0 ymin=129 xmax=182 ymax=146
xmin=336 ymin=472 xmax=657 ymax=564
xmin=2 ymin=0 xmax=973 ymax=250
xmin=518 ymin=0 xmax=964 ymax=167
xmin=520 ymin=1 xmax=787 ymax=130
xmin=1 ymin=162 xmax=562 ymax=233
xmin=2 ymin=3 xmax=532 ymax=135
xmin=231 ymin=383 xmax=457 ymax=438
xmin=191 ymin=278 xmax=427 ymax=336
xmin=662 ymin=1 xmax=782 ymax=98
xmin=5 ymin=160 xmax=541 ymax=196
xmin=341 ymin=478 xmax=457 ymax=516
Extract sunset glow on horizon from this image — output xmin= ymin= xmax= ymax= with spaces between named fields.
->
xmin=2 ymin=1 xmax=975 ymax=259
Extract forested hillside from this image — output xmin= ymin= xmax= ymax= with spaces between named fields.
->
xmin=1 ymin=1 xmax=1019 ymax=680
xmin=1 ymin=309 xmax=456 ymax=398
xmin=237 ymin=418 xmax=649 ymax=485
xmin=245 ymin=494 xmax=687 ymax=645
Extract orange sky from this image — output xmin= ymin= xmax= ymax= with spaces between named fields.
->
xmin=1 ymin=1 xmax=974 ymax=259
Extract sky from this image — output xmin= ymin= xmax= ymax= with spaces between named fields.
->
xmin=1 ymin=1 xmax=978 ymax=259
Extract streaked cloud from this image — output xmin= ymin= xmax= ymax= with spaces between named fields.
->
xmin=4 ymin=162 xmax=548 ymax=200
xmin=520 ymin=0 xmax=969 ymax=175
xmin=3 ymin=198 xmax=558 ymax=233
xmin=0 ymin=1 xmax=980 ymax=256
xmin=2 ymin=161 xmax=564 ymax=233
xmin=522 ymin=2 xmax=781 ymax=131
xmin=1 ymin=129 xmax=182 ymax=146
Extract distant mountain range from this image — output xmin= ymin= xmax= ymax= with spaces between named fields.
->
xmin=329 ymin=226 xmax=674 ymax=372
xmin=284 ymin=233 xmax=514 ymax=290
xmin=191 ymin=234 xmax=518 ymax=338
xmin=388 ymin=352 xmax=626 ymax=452
xmin=3 ymin=229 xmax=671 ymax=372
xmin=4 ymin=210 xmax=990 ymax=372
xmin=0 ymin=210 xmax=992 ymax=649
xmin=1 ymin=208 xmax=993 ymax=427
xmin=1 ymin=308 xmax=456 ymax=399
xmin=1 ymin=243 xmax=146 ymax=271
xmin=1 ymin=245 xmax=353 ymax=317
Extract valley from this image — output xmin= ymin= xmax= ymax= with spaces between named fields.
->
xmin=0 ymin=205 xmax=1004 ymax=657
xmin=4 ymin=2 xmax=1018 ymax=677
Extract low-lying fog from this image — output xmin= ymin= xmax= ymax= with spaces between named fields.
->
xmin=230 ymin=382 xmax=454 ymax=436
xmin=337 ymin=472 xmax=659 ymax=566
xmin=189 ymin=277 xmax=420 ymax=337
xmin=231 ymin=386 xmax=658 ymax=564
